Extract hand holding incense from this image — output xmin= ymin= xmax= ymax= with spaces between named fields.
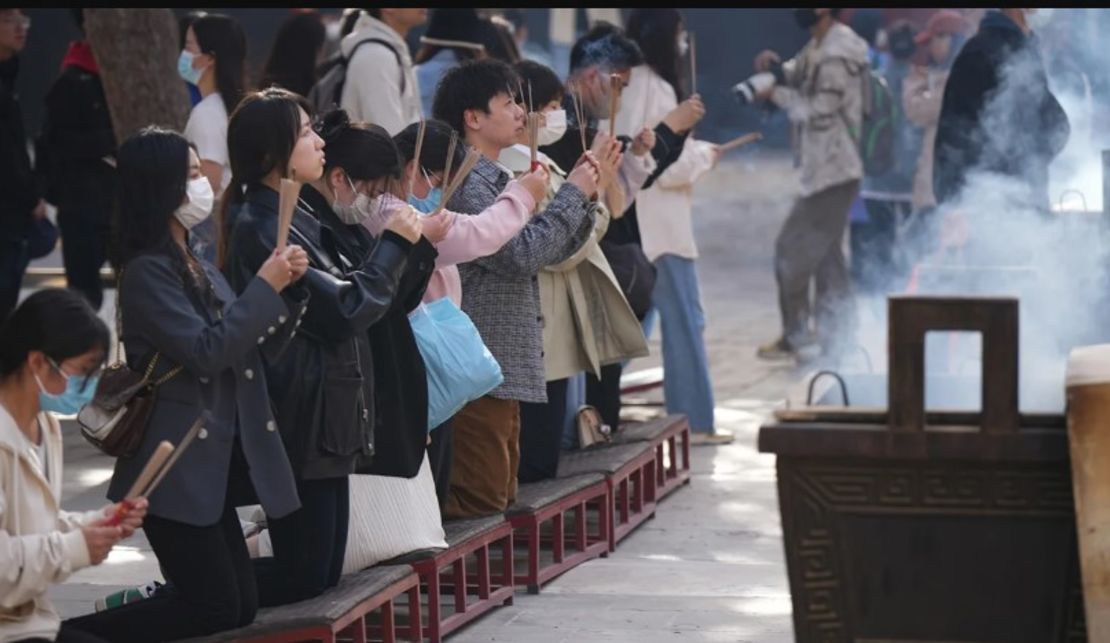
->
xmin=718 ymin=131 xmax=763 ymax=153
xmin=276 ymin=177 xmax=299 ymax=252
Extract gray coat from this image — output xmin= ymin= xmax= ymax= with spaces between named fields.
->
xmin=107 ymin=252 xmax=303 ymax=526
xmin=452 ymin=156 xmax=594 ymax=403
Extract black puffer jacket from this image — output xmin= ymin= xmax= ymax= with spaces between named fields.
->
xmin=301 ymin=185 xmax=437 ymax=479
xmin=0 ymin=56 xmax=38 ymax=241
xmin=222 ymin=184 xmax=412 ymax=480
xmin=933 ymin=10 xmax=1069 ymax=210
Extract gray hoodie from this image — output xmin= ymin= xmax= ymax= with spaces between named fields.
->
xmin=772 ymin=22 xmax=870 ymax=197
xmin=340 ymin=12 xmax=422 ymax=135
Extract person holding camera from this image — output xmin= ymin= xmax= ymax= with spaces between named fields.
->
xmin=747 ymin=8 xmax=869 ymax=363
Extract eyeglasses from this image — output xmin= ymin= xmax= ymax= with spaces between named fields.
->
xmin=1 ymin=15 xmax=30 ymax=30
xmin=47 ymin=357 xmax=102 ymax=394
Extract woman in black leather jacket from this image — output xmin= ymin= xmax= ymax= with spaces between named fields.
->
xmin=218 ymin=88 xmax=423 ymax=606
xmin=301 ymin=110 xmax=439 ymax=481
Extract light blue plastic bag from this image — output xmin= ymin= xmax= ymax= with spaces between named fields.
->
xmin=410 ymin=298 xmax=503 ymax=431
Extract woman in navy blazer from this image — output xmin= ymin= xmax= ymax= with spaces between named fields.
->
xmin=66 ymin=128 xmax=310 ymax=642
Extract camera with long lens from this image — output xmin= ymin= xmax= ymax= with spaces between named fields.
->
xmin=732 ymin=60 xmax=790 ymax=106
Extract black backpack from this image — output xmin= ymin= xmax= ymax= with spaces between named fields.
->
xmin=308 ymin=38 xmax=405 ymax=114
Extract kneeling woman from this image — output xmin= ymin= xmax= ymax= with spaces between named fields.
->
xmin=219 ymin=89 xmax=423 ymax=605
xmin=68 ymin=127 xmax=307 ymax=641
xmin=1 ymin=289 xmax=146 ymax=643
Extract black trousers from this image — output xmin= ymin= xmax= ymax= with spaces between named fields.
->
xmin=58 ymin=209 xmax=109 ymax=311
xmin=253 ymin=476 xmax=349 ymax=607
xmin=427 ymin=420 xmax=453 ymax=510
xmin=850 ymin=198 xmax=909 ymax=296
xmin=518 ymin=378 xmax=569 ymax=483
xmin=64 ymin=502 xmax=257 ymax=642
xmin=586 ymin=363 xmax=623 ymax=435
xmin=0 ymin=236 xmax=30 ymax=320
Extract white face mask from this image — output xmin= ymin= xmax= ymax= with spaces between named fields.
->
xmin=537 ymin=109 xmax=568 ymax=146
xmin=333 ymin=173 xmax=372 ymax=225
xmin=175 ymin=176 xmax=215 ymax=230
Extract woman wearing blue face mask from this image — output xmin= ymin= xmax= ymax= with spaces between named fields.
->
xmin=0 ymin=288 xmax=148 ymax=643
xmin=180 ymin=13 xmax=247 ymax=263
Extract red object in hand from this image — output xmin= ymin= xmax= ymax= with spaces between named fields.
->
xmin=104 ymin=499 xmax=135 ymax=527
xmin=531 ymin=161 xmax=542 ymax=172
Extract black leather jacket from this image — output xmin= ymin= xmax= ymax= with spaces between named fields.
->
xmin=222 ymin=184 xmax=412 ymax=480
xmin=300 ymin=185 xmax=437 ymax=479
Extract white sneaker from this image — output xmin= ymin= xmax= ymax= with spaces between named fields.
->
xmin=690 ymin=429 xmax=734 ymax=446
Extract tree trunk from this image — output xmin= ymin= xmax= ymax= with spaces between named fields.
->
xmin=85 ymin=9 xmax=188 ymax=147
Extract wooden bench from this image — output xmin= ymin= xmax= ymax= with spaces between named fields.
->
xmin=557 ymin=443 xmax=657 ymax=552
xmin=506 ymin=473 xmax=610 ymax=594
xmin=611 ymin=415 xmax=691 ymax=500
xmin=407 ymin=516 xmax=514 ymax=643
xmin=180 ymin=564 xmax=421 ymax=643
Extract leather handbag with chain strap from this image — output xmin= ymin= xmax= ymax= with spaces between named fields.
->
xmin=77 ymin=271 xmax=182 ymax=458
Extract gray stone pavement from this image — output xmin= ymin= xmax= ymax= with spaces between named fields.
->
xmin=44 ymin=151 xmax=814 ymax=640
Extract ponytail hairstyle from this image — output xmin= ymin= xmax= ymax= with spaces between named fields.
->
xmin=0 ymin=289 xmax=109 ymax=382
xmin=218 ymin=87 xmax=313 ymax=268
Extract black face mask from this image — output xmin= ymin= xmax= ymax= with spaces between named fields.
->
xmin=794 ymin=8 xmax=819 ymax=30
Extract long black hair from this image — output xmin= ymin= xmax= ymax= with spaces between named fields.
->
xmin=0 ymin=288 xmax=109 ymax=381
xmin=314 ymin=109 xmax=403 ymax=190
xmin=626 ymin=9 xmax=685 ymax=100
xmin=261 ymin=11 xmax=327 ymax=97
xmin=219 ymin=87 xmax=312 ymax=267
xmin=112 ymin=126 xmax=220 ymax=311
xmin=192 ymin=13 xmax=248 ymax=113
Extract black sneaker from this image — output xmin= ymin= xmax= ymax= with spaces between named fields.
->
xmin=757 ymin=337 xmax=797 ymax=361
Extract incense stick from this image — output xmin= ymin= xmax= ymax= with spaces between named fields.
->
xmin=608 ymin=74 xmax=622 ymax=138
xmin=143 ymin=416 xmax=205 ymax=500
xmin=276 ymin=178 xmax=299 ymax=251
xmin=433 ymin=148 xmax=481 ymax=216
xmin=571 ymin=82 xmax=588 ymax=154
xmin=437 ymin=130 xmax=459 ymax=213
xmin=718 ymin=131 xmax=763 ymax=153
xmin=407 ymin=119 xmax=427 ymax=200
xmin=689 ymin=32 xmax=697 ymax=96
xmin=124 ymin=441 xmax=175 ymax=499
xmin=529 ymin=113 xmax=540 ymax=169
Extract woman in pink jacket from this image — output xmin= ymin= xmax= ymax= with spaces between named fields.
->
xmin=361 ymin=118 xmax=546 ymax=505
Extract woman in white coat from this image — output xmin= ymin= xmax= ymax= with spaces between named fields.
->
xmin=614 ymin=9 xmax=727 ymax=444
xmin=0 ymin=289 xmax=147 ymax=643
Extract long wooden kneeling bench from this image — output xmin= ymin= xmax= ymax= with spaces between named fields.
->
xmin=557 ymin=442 xmax=657 ymax=551
xmin=506 ymin=473 xmax=610 ymax=594
xmin=611 ymin=415 xmax=691 ymax=500
xmin=180 ymin=564 xmax=421 ymax=643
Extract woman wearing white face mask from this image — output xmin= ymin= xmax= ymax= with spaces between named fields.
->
xmin=66 ymin=128 xmax=310 ymax=642
xmin=502 ymin=60 xmax=652 ymax=483
xmin=180 ymin=13 xmax=247 ymax=263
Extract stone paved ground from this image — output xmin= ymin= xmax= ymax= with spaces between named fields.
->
xmin=44 ymin=151 xmax=815 ymax=640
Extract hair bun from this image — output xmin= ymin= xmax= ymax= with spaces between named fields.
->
xmin=315 ymin=108 xmax=351 ymax=142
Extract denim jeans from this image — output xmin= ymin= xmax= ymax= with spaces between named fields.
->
xmin=644 ymin=254 xmax=715 ymax=432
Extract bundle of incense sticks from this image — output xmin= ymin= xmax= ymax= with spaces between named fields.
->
xmin=570 ymin=82 xmax=588 ymax=154
xmin=276 ymin=175 xmax=299 ymax=251
xmin=106 ymin=417 xmax=205 ymax=526
xmin=441 ymin=130 xmax=459 ymax=197
xmin=608 ymin=74 xmax=622 ymax=138
xmin=689 ymin=31 xmax=698 ymax=96
xmin=718 ymin=131 xmax=763 ymax=153
xmin=433 ymin=145 xmax=480 ymax=216
xmin=407 ymin=120 xmax=427 ymax=200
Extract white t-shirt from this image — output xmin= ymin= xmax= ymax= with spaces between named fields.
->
xmin=184 ymin=93 xmax=231 ymax=195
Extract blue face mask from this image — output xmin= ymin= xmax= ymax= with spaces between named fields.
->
xmin=408 ymin=187 xmax=443 ymax=214
xmin=177 ymin=50 xmax=204 ymax=86
xmin=35 ymin=360 xmax=99 ymax=416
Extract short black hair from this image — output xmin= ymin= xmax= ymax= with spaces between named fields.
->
xmin=432 ymin=59 xmax=520 ymax=136
xmin=569 ymin=22 xmax=644 ymax=75
xmin=513 ymin=60 xmax=563 ymax=109
xmin=395 ymin=119 xmax=465 ymax=175
xmin=0 ymin=289 xmax=109 ymax=381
